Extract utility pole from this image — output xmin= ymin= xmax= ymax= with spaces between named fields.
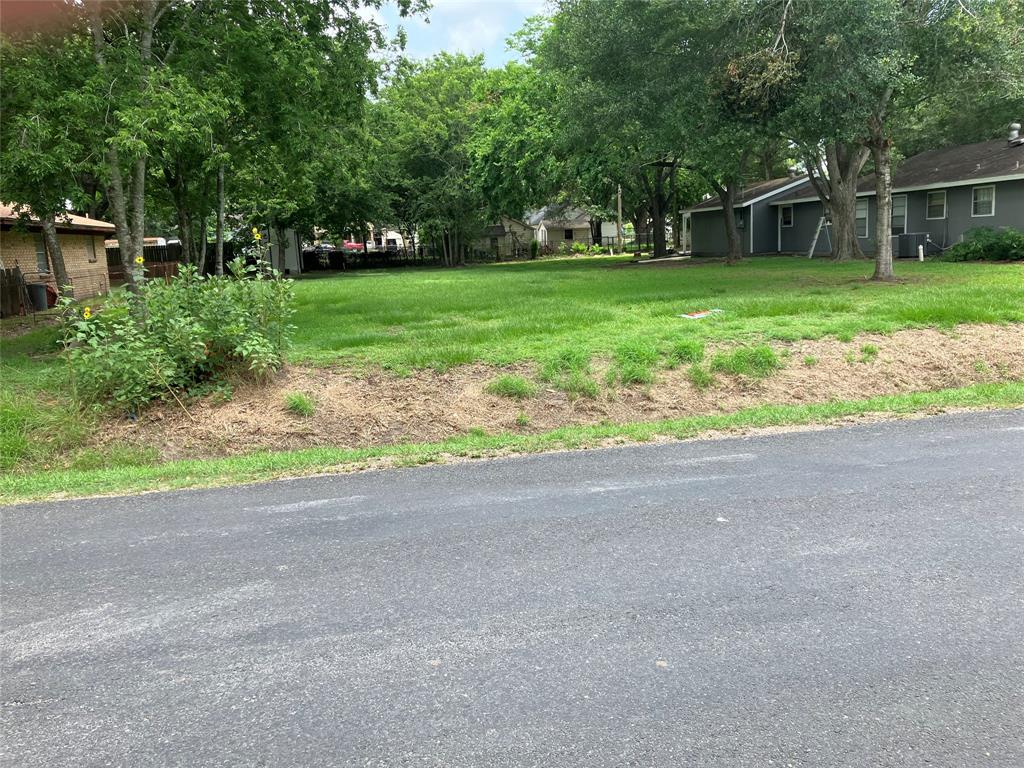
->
xmin=616 ymin=184 xmax=623 ymax=250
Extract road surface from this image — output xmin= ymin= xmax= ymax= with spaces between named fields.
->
xmin=3 ymin=410 xmax=1023 ymax=766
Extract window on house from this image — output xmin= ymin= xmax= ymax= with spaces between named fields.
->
xmin=926 ymin=190 xmax=946 ymax=220
xmin=564 ymin=229 xmax=573 ymax=240
xmin=34 ymin=233 xmax=49 ymax=273
xmin=891 ymin=194 xmax=907 ymax=236
xmin=972 ymin=185 xmax=995 ymax=217
xmin=855 ymin=198 xmax=869 ymax=238
xmin=780 ymin=205 xmax=794 ymax=228
xmin=86 ymin=237 xmax=98 ymax=263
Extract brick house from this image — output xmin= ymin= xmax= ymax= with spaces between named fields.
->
xmin=1 ymin=204 xmax=114 ymax=300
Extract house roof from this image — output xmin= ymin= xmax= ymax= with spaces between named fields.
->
xmin=770 ymin=138 xmax=1024 ymax=205
xmin=0 ymin=203 xmax=115 ymax=233
xmin=482 ymin=224 xmax=507 ymax=237
xmin=525 ymin=203 xmax=590 ymax=227
xmin=685 ymin=176 xmax=808 ymax=213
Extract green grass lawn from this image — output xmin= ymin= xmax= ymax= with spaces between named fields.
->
xmin=2 ymin=255 xmax=1023 ymax=499
xmin=289 ymin=256 xmax=1024 ymax=370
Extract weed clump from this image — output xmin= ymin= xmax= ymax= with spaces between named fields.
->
xmin=710 ymin=345 xmax=782 ymax=378
xmin=540 ymin=348 xmax=599 ymax=399
xmin=666 ymin=338 xmax=706 ymax=368
xmin=485 ymin=375 xmax=536 ymax=399
xmin=284 ymin=392 xmax=315 ymax=417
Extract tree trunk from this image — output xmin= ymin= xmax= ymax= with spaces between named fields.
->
xmin=806 ymin=141 xmax=870 ymax=262
xmin=670 ymin=167 xmax=681 ymax=249
xmin=871 ymin=139 xmax=895 ymax=281
xmin=39 ymin=215 xmax=70 ymax=297
xmin=164 ymin=165 xmax=193 ymax=266
xmin=829 ymin=181 xmax=863 ymax=262
xmin=715 ymin=183 xmax=743 ymax=264
xmin=102 ymin=146 xmax=138 ymax=292
xmin=640 ymin=165 xmax=671 ymax=259
xmin=215 ymin=163 xmax=225 ymax=275
xmin=196 ymin=214 xmax=208 ymax=274
xmin=87 ymin=0 xmax=160 ymax=292
xmin=274 ymin=225 xmax=288 ymax=273
xmin=589 ymin=217 xmax=602 ymax=247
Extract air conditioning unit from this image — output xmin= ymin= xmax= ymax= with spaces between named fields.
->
xmin=897 ymin=232 xmax=929 ymax=259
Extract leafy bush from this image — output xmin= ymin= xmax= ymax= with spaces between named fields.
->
xmin=62 ymin=259 xmax=294 ymax=410
xmin=710 ymin=345 xmax=782 ymax=378
xmin=485 ymin=374 xmax=536 ymax=399
xmin=529 ymin=239 xmax=540 ymax=260
xmin=284 ymin=392 xmax=315 ymax=417
xmin=941 ymin=227 xmax=1024 ymax=262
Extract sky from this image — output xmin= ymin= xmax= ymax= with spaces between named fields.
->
xmin=371 ymin=0 xmax=547 ymax=68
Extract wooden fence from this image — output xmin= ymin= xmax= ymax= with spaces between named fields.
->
xmin=0 ymin=267 xmax=31 ymax=318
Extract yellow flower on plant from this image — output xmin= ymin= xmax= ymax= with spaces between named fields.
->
xmin=83 ymin=306 xmax=92 ymax=319
xmin=253 ymin=232 xmax=262 ymax=241
xmin=134 ymin=255 xmax=145 ymax=265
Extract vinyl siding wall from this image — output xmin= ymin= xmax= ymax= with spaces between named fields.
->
xmin=690 ymin=200 xmax=783 ymax=256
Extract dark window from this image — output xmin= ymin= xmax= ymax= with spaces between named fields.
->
xmin=86 ymin=237 xmax=97 ymax=263
xmin=855 ymin=199 xmax=869 ymax=238
xmin=34 ymin=233 xmax=49 ymax=273
xmin=781 ymin=205 xmax=793 ymax=228
xmin=926 ymin=190 xmax=946 ymax=220
xmin=891 ymin=195 xmax=907 ymax=236
xmin=564 ymin=229 xmax=573 ymax=240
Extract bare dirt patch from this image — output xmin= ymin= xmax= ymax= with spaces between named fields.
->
xmin=99 ymin=324 xmax=1024 ymax=462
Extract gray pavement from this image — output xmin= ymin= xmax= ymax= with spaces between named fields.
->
xmin=2 ymin=410 xmax=1023 ymax=767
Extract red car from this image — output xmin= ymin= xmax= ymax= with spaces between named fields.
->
xmin=342 ymin=241 xmax=365 ymax=252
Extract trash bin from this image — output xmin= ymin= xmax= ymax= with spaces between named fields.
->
xmin=27 ymin=283 xmax=48 ymax=311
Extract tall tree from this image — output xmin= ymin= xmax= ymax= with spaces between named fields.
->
xmin=0 ymin=20 xmax=95 ymax=294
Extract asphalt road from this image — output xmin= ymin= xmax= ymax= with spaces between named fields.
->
xmin=3 ymin=410 xmax=1023 ymax=767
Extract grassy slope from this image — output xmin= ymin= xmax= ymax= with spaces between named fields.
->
xmin=4 ymin=381 xmax=1023 ymax=504
xmin=2 ymin=256 xmax=1022 ymax=498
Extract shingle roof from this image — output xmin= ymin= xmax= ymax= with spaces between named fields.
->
xmin=0 ymin=203 xmax=115 ymax=233
xmin=771 ymin=138 xmax=1024 ymax=204
xmin=685 ymin=176 xmax=806 ymax=212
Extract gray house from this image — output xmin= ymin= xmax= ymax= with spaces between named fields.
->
xmin=688 ymin=126 xmax=1024 ymax=257
xmin=685 ymin=176 xmax=808 ymax=256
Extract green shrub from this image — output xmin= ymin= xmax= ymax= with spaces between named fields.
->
xmin=803 ymin=355 xmax=818 ymax=367
xmin=284 ymin=392 xmax=315 ymax=417
xmin=941 ymin=227 xmax=1024 ymax=262
xmin=485 ymin=374 xmax=536 ymax=399
xmin=666 ymin=338 xmax=705 ymax=368
xmin=687 ymin=364 xmax=715 ymax=391
xmin=61 ymin=259 xmax=294 ymax=411
xmin=529 ymin=239 xmax=540 ymax=260
xmin=710 ymin=345 xmax=782 ymax=378
xmin=571 ymin=240 xmax=589 ymax=254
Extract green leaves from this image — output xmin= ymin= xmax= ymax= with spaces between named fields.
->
xmin=61 ymin=260 xmax=295 ymax=410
